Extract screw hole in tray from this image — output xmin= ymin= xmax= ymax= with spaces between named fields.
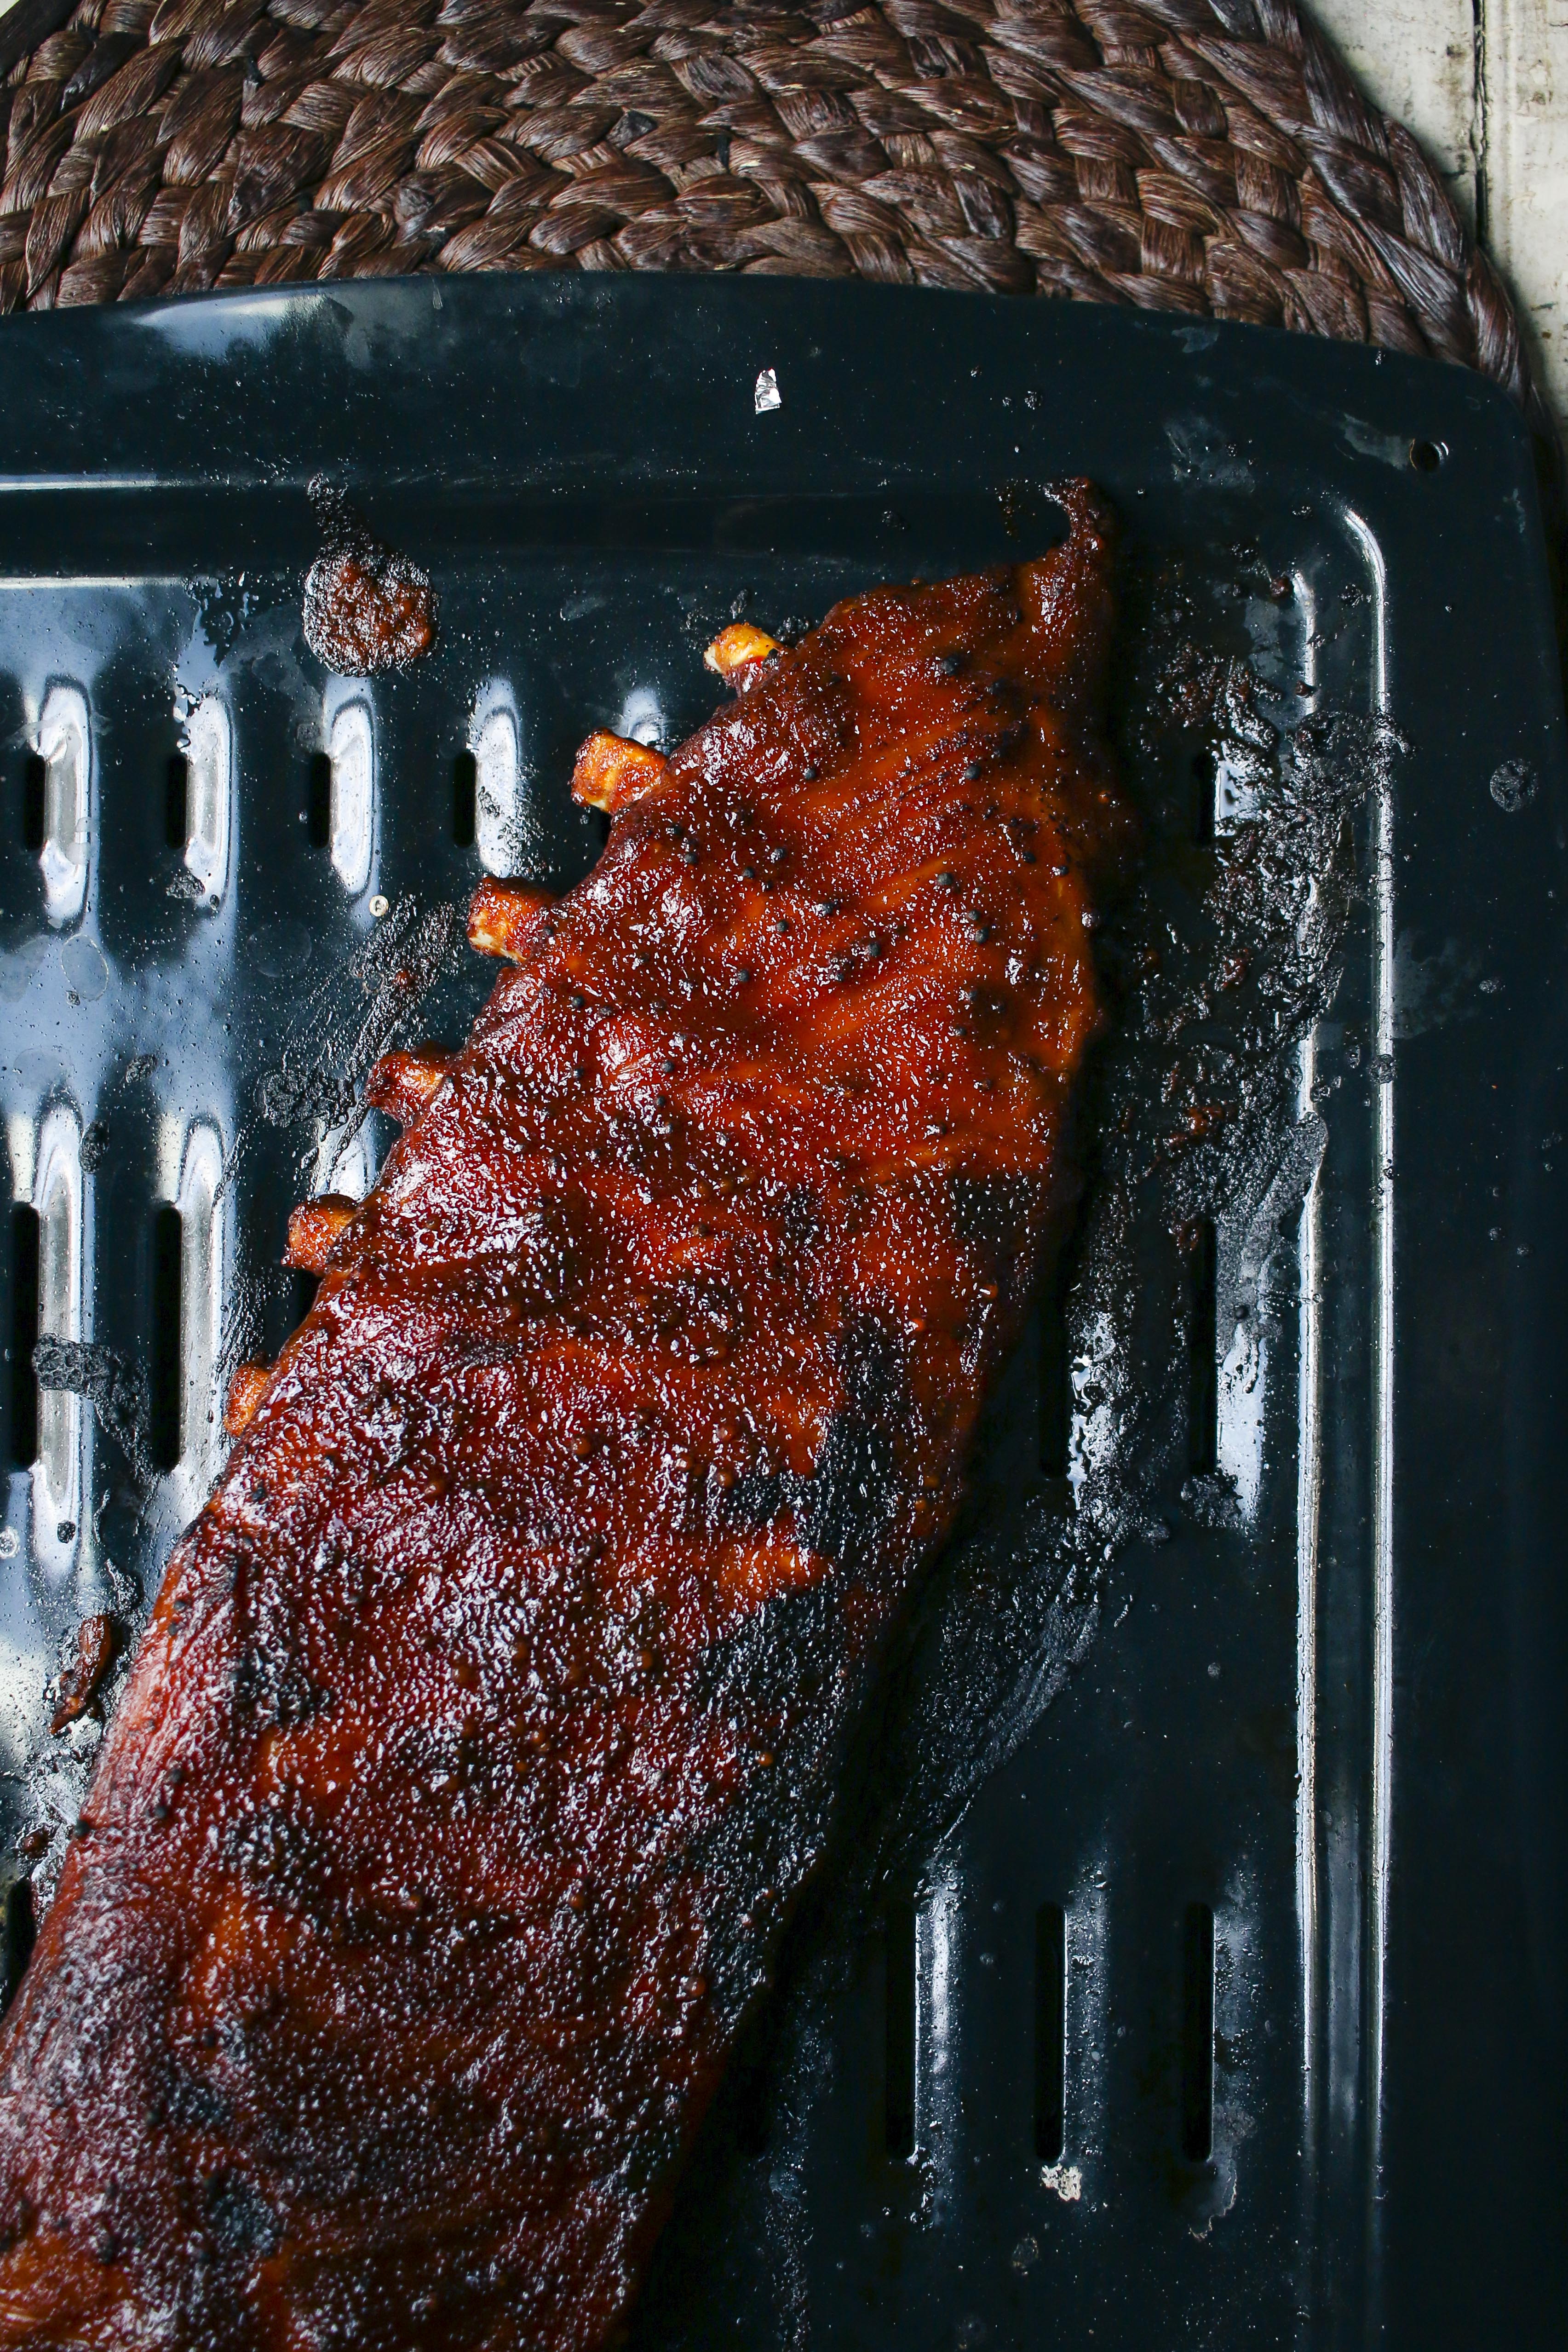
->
xmin=1408 ymin=438 xmax=1447 ymax=474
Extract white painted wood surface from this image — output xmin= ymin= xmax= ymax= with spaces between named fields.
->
xmin=1315 ymin=0 xmax=1568 ymax=437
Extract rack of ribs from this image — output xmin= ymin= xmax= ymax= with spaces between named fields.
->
xmin=0 ymin=483 xmax=1130 ymax=2351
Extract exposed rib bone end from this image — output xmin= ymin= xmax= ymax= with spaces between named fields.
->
xmin=224 ymin=1363 xmax=271 ymax=1438
xmin=703 ymin=624 xmax=781 ymax=686
xmin=468 ymin=879 xmax=557 ymax=962
xmin=367 ymin=1045 xmax=454 ymax=1128
xmin=284 ymin=1196 xmax=356 ymax=1276
xmin=571 ymin=731 xmax=669 ymax=815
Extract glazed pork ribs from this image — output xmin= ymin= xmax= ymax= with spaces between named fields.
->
xmin=0 ymin=482 xmax=1129 ymax=2352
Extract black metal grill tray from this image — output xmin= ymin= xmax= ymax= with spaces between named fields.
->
xmin=0 ymin=278 xmax=1563 ymax=2350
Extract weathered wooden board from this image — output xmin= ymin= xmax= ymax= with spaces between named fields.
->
xmin=1315 ymin=0 xmax=1568 ymax=438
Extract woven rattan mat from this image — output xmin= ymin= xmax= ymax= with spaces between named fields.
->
xmin=0 ymin=0 xmax=1556 ymax=457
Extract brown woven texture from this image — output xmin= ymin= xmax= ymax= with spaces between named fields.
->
xmin=0 ymin=0 xmax=1553 ymax=448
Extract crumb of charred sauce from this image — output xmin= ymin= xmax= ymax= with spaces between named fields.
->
xmin=304 ymin=549 xmax=437 ymax=674
xmin=303 ymin=481 xmax=437 ymax=675
xmin=51 ymin=1615 xmax=117 ymax=1734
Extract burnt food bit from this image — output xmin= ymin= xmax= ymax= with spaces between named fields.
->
xmin=302 ymin=483 xmax=437 ymax=677
xmin=50 ymin=1616 xmax=117 ymax=1735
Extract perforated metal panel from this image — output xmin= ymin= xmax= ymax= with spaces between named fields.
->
xmin=0 ymin=281 xmax=1562 ymax=2349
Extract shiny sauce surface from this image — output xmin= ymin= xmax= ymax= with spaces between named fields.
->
xmin=0 ymin=484 xmax=1130 ymax=2352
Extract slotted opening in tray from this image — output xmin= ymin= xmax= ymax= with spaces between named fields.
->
xmin=0 ymin=278 xmax=1561 ymax=2352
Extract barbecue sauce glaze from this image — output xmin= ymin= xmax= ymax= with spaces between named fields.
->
xmin=0 ymin=483 xmax=1130 ymax=2351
